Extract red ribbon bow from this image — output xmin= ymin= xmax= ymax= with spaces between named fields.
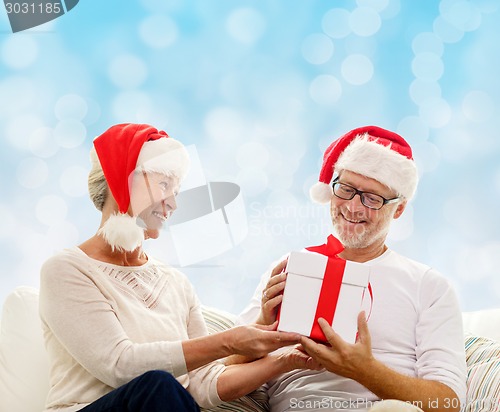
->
xmin=305 ymin=235 xmax=347 ymax=342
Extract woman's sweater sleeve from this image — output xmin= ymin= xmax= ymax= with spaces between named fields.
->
xmin=39 ymin=255 xmax=188 ymax=389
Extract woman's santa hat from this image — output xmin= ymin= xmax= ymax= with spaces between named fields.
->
xmin=91 ymin=123 xmax=189 ymax=252
xmin=310 ymin=125 xmax=418 ymax=204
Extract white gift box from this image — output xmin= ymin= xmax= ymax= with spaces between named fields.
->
xmin=277 ymin=251 xmax=370 ymax=343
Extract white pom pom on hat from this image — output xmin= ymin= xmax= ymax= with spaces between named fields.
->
xmin=97 ymin=213 xmax=145 ymax=252
xmin=92 ymin=123 xmax=190 ymax=252
xmin=310 ymin=125 xmax=418 ymax=204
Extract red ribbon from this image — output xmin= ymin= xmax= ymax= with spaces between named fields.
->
xmin=305 ymin=235 xmax=346 ymax=342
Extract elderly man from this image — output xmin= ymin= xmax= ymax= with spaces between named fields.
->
xmin=238 ymin=126 xmax=467 ymax=412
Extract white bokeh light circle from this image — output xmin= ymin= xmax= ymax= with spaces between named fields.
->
xmin=0 ymin=76 xmax=36 ymax=116
xmin=411 ymin=52 xmax=444 ymax=82
xmin=0 ymin=204 xmax=16 ymax=239
xmin=139 ymin=0 xmax=180 ymax=12
xmin=412 ymin=32 xmax=444 ymax=56
xmin=55 ymin=94 xmax=88 ymax=121
xmin=237 ymin=168 xmax=269 ymax=197
xmin=440 ymin=0 xmax=482 ymax=32
xmin=356 ymin=0 xmax=389 ymax=12
xmin=433 ymin=15 xmax=464 ymax=43
xmin=236 ymin=142 xmax=270 ymax=170
xmin=418 ymin=97 xmax=452 ymax=128
xmin=265 ymin=151 xmax=297 ymax=191
xmin=54 ymin=120 xmax=87 ymax=149
xmin=434 ymin=128 xmax=473 ymax=163
xmin=462 ymin=90 xmax=494 ymax=122
xmin=387 ymin=204 xmax=413 ymax=241
xmin=475 ymin=0 xmax=499 ymax=13
xmin=47 ymin=221 xmax=80 ymax=250
xmin=322 ymin=8 xmax=351 ymax=39
xmin=139 ymin=15 xmax=178 ymax=49
xmin=477 ymin=242 xmax=500 ymax=277
xmin=18 ymin=232 xmax=54 ymax=271
xmin=112 ymin=91 xmax=153 ymax=123
xmin=1 ymin=35 xmax=38 ymax=69
xmin=408 ymin=79 xmax=442 ymax=106
xmin=301 ymin=33 xmax=334 ymax=65
xmin=454 ymin=244 xmax=492 ymax=281
xmin=6 ymin=114 xmax=44 ymax=151
xmin=495 ymin=167 xmax=500 ymax=193
xmin=29 ymin=127 xmax=59 ymax=158
xmin=380 ymin=0 xmax=401 ymax=19
xmin=349 ymin=7 xmax=382 ymax=37
xmin=35 ymin=195 xmax=68 ymax=226
xmin=266 ymin=190 xmax=298 ymax=210
xmin=413 ymin=141 xmax=441 ymax=173
xmin=397 ymin=116 xmax=429 ymax=142
xmin=59 ymin=166 xmax=89 ymax=197
xmin=204 ymin=107 xmax=248 ymax=145
xmin=309 ymin=75 xmax=342 ymax=105
xmin=226 ymin=8 xmax=266 ymax=45
xmin=16 ymin=157 xmax=49 ymax=189
xmin=341 ymin=54 xmax=374 ymax=85
xmin=108 ymin=54 xmax=148 ymax=89
xmin=85 ymin=98 xmax=102 ymax=126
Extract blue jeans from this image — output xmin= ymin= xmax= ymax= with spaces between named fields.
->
xmin=79 ymin=370 xmax=200 ymax=412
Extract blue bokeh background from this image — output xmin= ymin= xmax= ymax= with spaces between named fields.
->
xmin=1 ymin=0 xmax=499 ymax=314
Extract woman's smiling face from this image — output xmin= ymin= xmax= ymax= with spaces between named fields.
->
xmin=129 ymin=171 xmax=180 ymax=238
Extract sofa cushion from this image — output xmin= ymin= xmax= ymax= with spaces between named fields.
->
xmin=463 ymin=309 xmax=500 ymax=342
xmin=0 ymin=286 xmax=50 ymax=412
xmin=464 ymin=334 xmax=500 ymax=412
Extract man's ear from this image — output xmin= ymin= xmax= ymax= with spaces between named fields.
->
xmin=393 ymin=200 xmax=407 ymax=219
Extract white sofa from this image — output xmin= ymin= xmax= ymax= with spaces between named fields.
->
xmin=1 ymin=286 xmax=499 ymax=412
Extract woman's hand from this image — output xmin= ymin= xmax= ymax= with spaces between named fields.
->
xmin=274 ymin=344 xmax=324 ymax=373
xmin=256 ymin=259 xmax=288 ymax=325
xmin=225 ymin=322 xmax=301 ymax=360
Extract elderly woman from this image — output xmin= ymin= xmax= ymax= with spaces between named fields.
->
xmin=39 ymin=123 xmax=317 ymax=412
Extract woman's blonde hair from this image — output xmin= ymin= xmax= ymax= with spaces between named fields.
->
xmin=88 ymin=149 xmax=109 ymax=211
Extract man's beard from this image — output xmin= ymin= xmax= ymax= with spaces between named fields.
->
xmin=331 ymin=209 xmax=391 ymax=249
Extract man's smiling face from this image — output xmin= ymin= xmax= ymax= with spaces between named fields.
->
xmin=330 ymin=170 xmax=403 ymax=249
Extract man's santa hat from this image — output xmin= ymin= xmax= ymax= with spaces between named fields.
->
xmin=310 ymin=125 xmax=418 ymax=204
xmin=91 ymin=123 xmax=189 ymax=252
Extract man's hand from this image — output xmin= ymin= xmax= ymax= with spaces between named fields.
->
xmin=256 ymin=259 xmax=288 ymax=325
xmin=300 ymin=312 xmax=375 ymax=380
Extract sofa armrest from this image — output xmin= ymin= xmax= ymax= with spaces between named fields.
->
xmin=0 ymin=286 xmax=50 ymax=412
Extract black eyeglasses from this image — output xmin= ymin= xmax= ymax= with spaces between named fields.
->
xmin=332 ymin=180 xmax=400 ymax=210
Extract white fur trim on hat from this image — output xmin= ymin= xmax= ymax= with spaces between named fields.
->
xmin=335 ymin=136 xmax=418 ymax=200
xmin=136 ymin=138 xmax=190 ymax=180
xmin=310 ymin=181 xmax=334 ymax=204
xmin=97 ymin=213 xmax=145 ymax=252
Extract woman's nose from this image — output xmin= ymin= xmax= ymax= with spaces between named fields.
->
xmin=163 ymin=194 xmax=177 ymax=212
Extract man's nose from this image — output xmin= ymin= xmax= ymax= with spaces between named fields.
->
xmin=346 ymin=193 xmax=365 ymax=211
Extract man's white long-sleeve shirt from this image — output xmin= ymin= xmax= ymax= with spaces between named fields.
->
xmin=238 ymin=248 xmax=467 ymax=412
